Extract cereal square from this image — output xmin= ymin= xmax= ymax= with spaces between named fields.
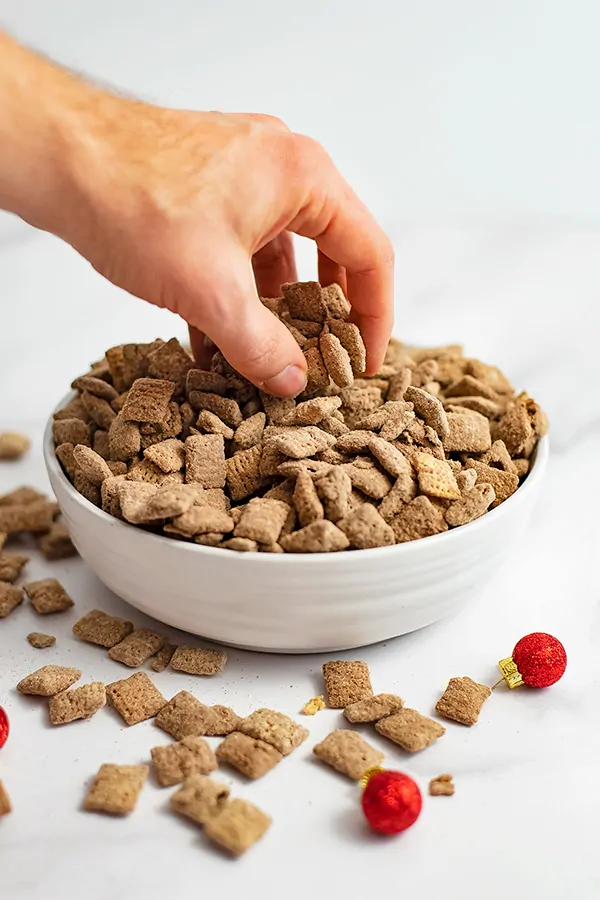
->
xmin=234 ymin=498 xmax=290 ymax=545
xmin=118 ymin=481 xmax=158 ymax=523
xmin=280 ymin=520 xmax=349 ymax=553
xmin=0 ymin=780 xmax=11 ymax=816
xmin=375 ymin=708 xmax=446 ymax=752
xmin=27 ymin=632 xmax=56 ymax=649
xmin=337 ymin=505 xmax=395 ymax=549
xmin=171 ymin=774 xmax=230 ymax=826
xmin=320 ymin=332 xmax=354 ymax=388
xmin=146 ymin=338 xmax=194 ymax=395
xmin=414 ymin=453 xmax=461 ymax=500
xmin=0 ymin=552 xmax=29 ymax=583
xmin=48 ymin=682 xmax=106 ymax=724
xmin=185 ymin=434 xmax=226 ymax=488
xmin=39 ymin=523 xmax=77 ymax=560
xmin=216 ymin=732 xmax=282 ymax=780
xmin=106 ymin=672 xmax=166 ymax=725
xmin=204 ymin=798 xmax=271 ymax=856
xmin=151 ymin=735 xmax=218 ymax=787
xmin=17 ymin=665 xmax=82 ymax=696
xmin=73 ymin=444 xmax=112 ymax=484
xmin=0 ymin=582 xmax=23 ymax=618
xmin=282 ymin=281 xmax=327 ymax=322
xmin=154 ymin=691 xmax=212 ymax=740
xmin=344 ymin=693 xmax=404 ymax=723
xmin=73 ymin=609 xmax=134 ymax=648
xmin=170 ymin=646 xmax=227 ymax=676
xmin=443 ymin=411 xmax=492 ymax=453
xmin=150 ymin=643 xmax=178 ymax=673
xmin=435 ymin=676 xmax=491 ymax=726
xmin=226 ymin=444 xmax=263 ymax=501
xmin=121 ymin=378 xmax=175 ymax=423
xmin=84 ymin=764 xmax=148 ymax=815
xmin=0 ymin=501 xmax=56 ymax=536
xmin=23 ymin=579 xmax=74 ymax=615
xmin=313 ymin=729 xmax=384 ymax=780
xmin=239 ymin=709 xmax=309 ymax=755
xmin=323 ymin=660 xmax=374 ymax=708
xmin=108 ymin=629 xmax=166 ymax=667
xmin=144 ymin=438 xmax=185 ymax=473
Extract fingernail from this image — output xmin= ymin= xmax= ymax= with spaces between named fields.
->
xmin=262 ymin=365 xmax=307 ymax=398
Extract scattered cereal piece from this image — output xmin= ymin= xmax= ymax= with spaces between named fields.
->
xmin=0 ymin=431 xmax=30 ymax=460
xmin=280 ymin=520 xmax=349 ymax=553
xmin=170 ymin=646 xmax=228 ymax=676
xmin=322 ymin=282 xmax=351 ymax=319
xmin=414 ymin=453 xmax=461 ymax=500
xmin=108 ymin=628 xmax=166 ymax=667
xmin=106 ymin=672 xmax=167 ymax=725
xmin=328 ymin=320 xmax=366 ymax=375
xmin=0 ymin=485 xmax=45 ymax=507
xmin=269 ymin=426 xmax=336 ymax=459
xmin=204 ymin=797 xmax=271 ymax=857
xmin=445 ymin=483 xmax=496 ymax=526
xmin=303 ymin=345 xmax=330 ymax=393
xmin=151 ymin=735 xmax=218 ymax=787
xmin=313 ymin=729 xmax=384 ymax=780
xmin=216 ymin=732 xmax=283 ymax=780
xmin=48 ymin=682 xmax=106 ymax=724
xmin=0 ymin=501 xmax=56 ymax=536
xmin=239 ymin=708 xmax=308 ymax=755
xmin=171 ymin=774 xmax=230 ymax=826
xmin=301 ymin=696 xmax=326 ymax=716
xmin=150 ymin=642 xmax=177 ymax=673
xmin=155 ymin=691 xmax=212 ymax=740
xmin=234 ymin=498 xmax=290 ymax=544
xmin=27 ymin=632 xmax=56 ymax=649
xmin=73 ymin=609 xmax=134 ymax=648
xmin=0 ymin=780 xmax=11 ymax=816
xmin=323 ymin=660 xmax=373 ymax=708
xmin=375 ymin=708 xmax=445 ymax=752
xmin=17 ymin=665 xmax=81 ymax=696
xmin=435 ymin=676 xmax=491 ymax=726
xmin=185 ymin=434 xmax=226 ymax=488
xmin=187 ymin=368 xmax=230 ymax=396
xmin=343 ymin=693 xmax=404 ymax=723
xmin=23 ymin=578 xmax=74 ymax=615
xmin=38 ymin=522 xmax=77 ymax=560
xmin=121 ymin=378 xmax=175 ymax=423
xmin=0 ymin=582 xmax=23 ymax=618
xmin=338 ymin=504 xmax=395 ymax=549
xmin=84 ymin=764 xmax=148 ymax=816
xmin=429 ymin=773 xmax=455 ymax=796
xmin=169 ymin=505 xmax=233 ymax=538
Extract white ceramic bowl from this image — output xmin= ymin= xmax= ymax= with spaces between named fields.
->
xmin=44 ymin=399 xmax=548 ymax=653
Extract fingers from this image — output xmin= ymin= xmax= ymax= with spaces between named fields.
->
xmin=252 ymin=231 xmax=297 ymax=298
xmin=317 ymin=249 xmax=347 ymax=295
xmin=188 ymin=326 xmax=215 ymax=369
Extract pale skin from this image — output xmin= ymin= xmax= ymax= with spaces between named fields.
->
xmin=0 ymin=32 xmax=394 ymax=397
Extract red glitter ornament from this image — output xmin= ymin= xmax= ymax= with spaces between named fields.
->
xmin=361 ymin=769 xmax=422 ymax=835
xmin=0 ymin=706 xmax=9 ymax=749
xmin=496 ymin=632 xmax=567 ymax=689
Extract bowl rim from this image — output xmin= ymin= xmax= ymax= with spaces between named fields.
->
xmin=44 ymin=391 xmax=549 ymax=565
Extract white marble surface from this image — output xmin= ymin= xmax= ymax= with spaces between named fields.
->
xmin=1 ymin=221 xmax=599 ymax=899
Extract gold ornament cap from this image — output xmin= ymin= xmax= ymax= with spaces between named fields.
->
xmin=495 ymin=656 xmax=524 ymax=689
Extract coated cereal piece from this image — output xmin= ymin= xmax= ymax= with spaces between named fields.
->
xmin=18 ymin=665 xmax=81 ymax=696
xmin=235 ymin=498 xmax=290 ymax=544
xmin=344 ymin=693 xmax=404 ymax=723
xmin=293 ymin=469 xmax=324 ymax=527
xmin=404 ymin=386 xmax=449 ymax=438
xmin=375 ymin=708 xmax=446 ymax=752
xmin=204 ymin=797 xmax=272 ymax=857
xmin=335 ymin=430 xmax=374 ymax=454
xmin=445 ymin=374 xmax=498 ymax=400
xmin=84 ymin=764 xmax=148 ymax=816
xmin=170 ymin=646 xmax=228 ymax=676
xmin=143 ymin=438 xmax=185 ymax=473
xmin=108 ymin=628 xmax=166 ymax=667
xmin=106 ymin=672 xmax=167 ymax=725
xmin=52 ymin=418 xmax=91 ymax=448
xmin=233 ymin=412 xmax=266 ymax=451
xmin=260 ymin=392 xmax=296 ymax=425
xmin=221 ymin=537 xmax=258 ymax=552
xmin=435 ymin=676 xmax=491 ymax=726
xmin=53 ymin=396 xmax=91 ymax=423
xmin=118 ymin=481 xmax=158 ymax=524
xmin=100 ymin=475 xmax=126 ymax=518
xmin=283 ymin=396 xmax=342 ymax=426
xmin=387 ymin=368 xmax=412 ymax=401
xmin=187 ymin=368 xmax=230 ymax=396
xmin=194 ymin=533 xmax=223 ymax=546
xmin=0 ymin=431 xmax=30 ymax=460
xmin=378 ymin=473 xmax=418 ymax=522
xmin=315 ymin=464 xmax=352 ymax=521
xmin=106 ymin=340 xmax=163 ymax=391
xmin=205 ymin=488 xmax=231 ymax=511
xmin=455 ymin=467 xmax=478 ymax=492
xmin=216 ymin=732 xmax=283 ymax=780
xmin=313 ymin=729 xmax=384 ymax=780
xmin=81 ymin=391 xmax=116 ymax=429
xmin=144 ymin=484 xmax=197 ymax=519
xmin=443 ymin=411 xmax=492 ymax=454
xmin=287 ymin=318 xmax=321 ymax=340
xmin=170 ymin=505 xmax=234 ymax=537
xmin=151 ymin=735 xmax=218 ymax=787
xmin=126 ymin=457 xmax=169 ymax=485
xmin=389 ymin=495 xmax=448 ymax=542
xmin=188 ymin=391 xmax=242 ymax=428
xmin=226 ymin=444 xmax=263 ymax=501
xmin=23 ymin=578 xmax=73 ymax=614
xmin=39 ymin=522 xmax=77 ymax=560
xmin=368 ymin=435 xmax=414 ymax=479
xmin=445 ymin=396 xmax=501 ymax=419
xmin=155 ymin=691 xmax=210 ymax=739
xmin=196 ymin=410 xmax=235 ymax=439
xmin=239 ymin=708 xmax=309 ymax=755
xmin=27 ymin=632 xmax=56 ymax=648
xmin=73 ymin=374 xmax=118 ymax=401
xmin=73 ymin=609 xmax=134 ymax=648
xmin=146 ymin=338 xmax=193 ymax=395
xmin=429 ymin=773 xmax=455 ymax=796
xmin=303 ymin=346 xmax=330 ymax=393
xmin=270 ymin=425 xmax=336 ymax=459
xmin=263 ymin=479 xmax=295 ymax=504
xmin=185 ymin=434 xmax=226 ymax=488
xmin=0 ymin=552 xmax=28 ymax=583
xmin=280 ymin=519 xmax=349 ymax=553
xmin=465 ymin=358 xmax=513 ymax=394
xmin=150 ymin=643 xmax=177 ymax=672
xmin=48 ymin=682 xmax=107 ymax=724
xmin=328 ymin=320 xmax=366 ymax=375
xmin=445 ymin=483 xmax=495 ymax=526
xmin=72 ymin=444 xmax=112 ymax=484
xmin=202 ymin=705 xmax=242 ymax=736
xmin=301 ymin=695 xmax=326 ymax=715
xmin=319 ymin=415 xmax=349 ymax=437
xmin=513 ymin=458 xmax=530 ymax=477
xmin=73 ymin=470 xmax=102 ymax=506
xmin=121 ymin=378 xmax=175 ymax=424
xmin=340 ymin=385 xmax=383 ymax=429
xmin=323 ymin=661 xmax=373 ymax=708
xmin=464 ymin=460 xmax=519 ymax=506
xmin=108 ymin=415 xmax=141 ymax=461
xmin=171 ymin=774 xmax=230 ymax=826
xmin=322 ymin=282 xmax=351 ymax=319
xmin=282 ymin=281 xmax=327 ymax=322
xmin=494 ymin=397 xmax=536 ymax=458
xmin=479 ymin=439 xmax=517 ymax=473
xmin=342 ymin=462 xmax=392 ymax=499
xmin=0 ymin=486 xmax=46 ymax=506
xmin=320 ymin=332 xmax=354 ymax=388
xmin=415 ymin=453 xmax=461 ymax=500
xmin=0 ymin=582 xmax=23 ymax=618
xmin=0 ymin=780 xmax=11 ymax=816
xmin=338 ymin=504 xmax=395 ymax=549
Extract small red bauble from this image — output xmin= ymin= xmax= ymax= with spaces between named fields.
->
xmin=0 ymin=706 xmax=9 ymax=749
xmin=497 ymin=632 xmax=567 ymax=689
xmin=362 ymin=769 xmax=422 ymax=835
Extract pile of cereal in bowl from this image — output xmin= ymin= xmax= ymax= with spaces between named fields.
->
xmin=52 ymin=281 xmax=547 ymax=553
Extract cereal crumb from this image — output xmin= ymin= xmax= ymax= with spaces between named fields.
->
xmin=344 ymin=693 xmax=404 ymax=723
xmin=27 ymin=632 xmax=56 ymax=649
xmin=17 ymin=665 xmax=81 ymax=696
xmin=0 ymin=780 xmax=11 ymax=816
xmin=84 ymin=764 xmax=148 ymax=816
xmin=375 ymin=708 xmax=445 ymax=752
xmin=216 ymin=732 xmax=282 ymax=780
xmin=323 ymin=660 xmax=373 ymax=708
xmin=23 ymin=578 xmax=74 ymax=615
xmin=429 ymin=773 xmax=455 ymax=796
xmin=301 ymin=696 xmax=325 ymax=716
xmin=151 ymin=735 xmax=218 ymax=787
xmin=313 ymin=729 xmax=384 ymax=780
xmin=171 ymin=773 xmax=230 ymax=826
xmin=48 ymin=682 xmax=106 ymax=725
xmin=435 ymin=676 xmax=491 ymax=726
xmin=106 ymin=672 xmax=167 ymax=725
xmin=204 ymin=797 xmax=271 ymax=857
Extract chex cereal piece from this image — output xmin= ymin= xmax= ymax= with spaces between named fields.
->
xmin=144 ymin=484 xmax=197 ymax=519
xmin=146 ymin=338 xmax=193 ymax=394
xmin=204 ymin=705 xmax=242 ymax=736
xmin=116 ymin=481 xmax=157 ymax=524
xmin=445 ymin=483 xmax=495 ymax=526
xmin=367 ymin=435 xmax=412 ymax=480
xmin=73 ymin=470 xmax=101 ymax=506
xmin=39 ymin=522 xmax=77 ymax=560
xmin=375 ymin=708 xmax=445 ymax=752
xmin=429 ymin=773 xmax=455 ymax=796
xmin=52 ymin=418 xmax=91 ymax=448
xmin=233 ymin=412 xmax=266 ymax=451
xmin=0 ymin=486 xmax=47 ymax=505
xmin=126 ymin=457 xmax=170 ymax=485
xmin=338 ymin=504 xmax=395 ymax=549
xmin=0 ymin=501 xmax=56 ymax=536
xmin=171 ymin=774 xmax=230 ymax=826
xmin=108 ymin=628 xmax=166 ymax=667
xmin=48 ymin=682 xmax=106 ymax=724
xmin=321 ymin=282 xmax=351 ymax=318
xmin=443 ymin=411 xmax=492 ymax=453
xmin=81 ymin=391 xmax=116 ymax=429
xmin=72 ymin=444 xmax=112 ymax=484
xmin=53 ymin=395 xmax=90 ymax=422
xmin=344 ymin=693 xmax=404 ymax=723
xmin=150 ymin=642 xmax=177 ymax=673
xmin=389 ymin=495 xmax=448 ymax=542
xmin=387 ymin=367 xmax=412 ymax=401
xmin=404 ymin=386 xmax=449 ymax=438
xmin=151 ymin=735 xmax=218 ymax=787
xmin=282 ymin=281 xmax=327 ymax=322
xmin=121 ymin=378 xmax=175 ymax=423
xmin=84 ymin=764 xmax=148 ymax=816
xmin=187 ymin=368 xmax=230 ymax=396
xmin=239 ymin=709 xmax=308 ymax=755
xmin=342 ymin=461 xmax=392 ymax=499
xmin=313 ymin=729 xmax=384 ymax=780
xmin=204 ymin=798 xmax=271 ymax=857
xmin=73 ymin=374 xmax=118 ymax=401
xmin=301 ymin=696 xmax=325 ymax=716
xmin=0 ymin=431 xmax=30 ymax=460
xmin=143 ymin=438 xmax=185 ymax=473
xmin=23 ymin=578 xmax=73 ymax=615
xmin=259 ymin=393 xmax=295 ymax=425
xmin=280 ymin=520 xmax=349 ymax=552
xmin=108 ymin=416 xmax=141 ymax=461
xmin=303 ymin=345 xmax=330 ymax=393
xmin=378 ymin=475 xmax=417 ymax=523
xmin=196 ymin=410 xmax=235 ymax=439
xmin=170 ymin=646 xmax=228 ymax=676
xmin=155 ymin=691 xmax=209 ymax=739
xmin=284 ymin=396 xmax=342 ymax=426
xmin=168 ymin=505 xmax=233 ymax=538
xmin=0 ymin=552 xmax=29 ymax=583
xmin=358 ymin=400 xmax=415 ymax=440
xmin=328 ymin=320 xmax=366 ymax=375
xmin=454 ymin=466 xmax=478 ymax=491
xmin=106 ymin=672 xmax=167 ymax=725
xmin=185 ymin=434 xmax=226 ymax=488
xmin=464 ymin=460 xmax=519 ymax=506
xmin=189 ymin=391 xmax=243 ymax=428
xmin=293 ymin=469 xmax=324 ymax=526
xmin=195 ymin=533 xmax=224 ymax=547
xmin=0 ymin=582 xmax=23 ymax=618
xmin=226 ymin=444 xmax=262 ymax=501
xmin=435 ymin=676 xmax=491 ymax=726
xmin=323 ymin=661 xmax=373 ymax=708
xmin=73 ymin=609 xmax=134 ymax=648
xmin=216 ymin=732 xmax=283 ymax=779
xmin=221 ymin=537 xmax=258 ymax=552
xmin=17 ymin=665 xmax=81 ymax=696
xmin=414 ymin=453 xmax=461 ymax=500
xmin=93 ymin=430 xmax=109 ymax=458
xmin=234 ymin=498 xmax=290 ymax=544
xmin=446 ymin=397 xmax=501 ymax=419
xmin=494 ymin=397 xmax=535 ymax=457
xmin=270 ymin=425 xmax=336 ymax=459
xmin=0 ymin=780 xmax=11 ymax=816
xmin=27 ymin=632 xmax=56 ymax=649
xmin=319 ymin=415 xmax=349 ymax=437
xmin=316 ymin=466 xmax=352 ymax=521
xmin=479 ymin=439 xmax=517 ymax=473
xmin=320 ymin=332 xmax=354 ymax=388
xmin=335 ymin=430 xmax=375 ymax=454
